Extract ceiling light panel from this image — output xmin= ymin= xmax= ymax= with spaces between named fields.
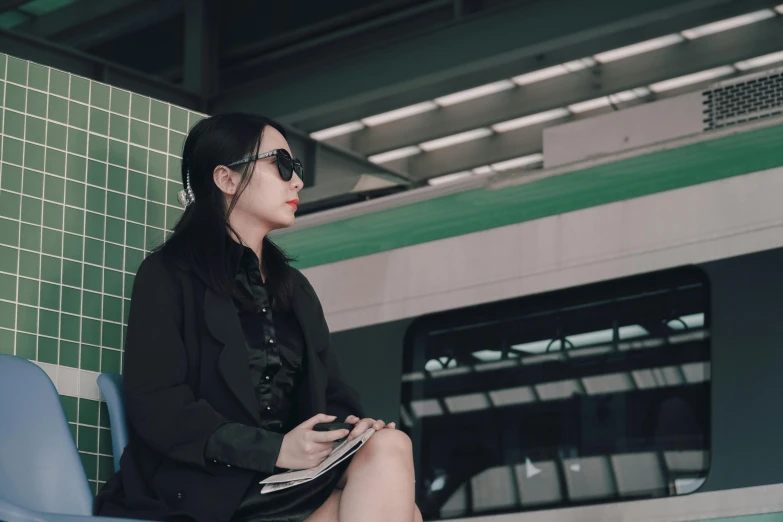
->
xmin=491 ymin=108 xmax=570 ymax=133
xmin=649 ymin=66 xmax=735 ymax=93
xmin=512 ymin=64 xmax=570 ymax=85
xmin=681 ymin=9 xmax=775 ymax=39
xmin=563 ymin=57 xmax=597 ymax=71
xmin=361 ymin=102 xmax=438 ymax=127
xmin=512 ymin=58 xmax=594 ymax=86
xmin=615 ymin=87 xmax=652 ymax=100
xmin=568 ymin=96 xmax=611 ymax=113
xmin=490 ymin=153 xmax=544 ymax=171
xmin=569 ymin=87 xmax=652 ymax=113
xmin=435 ymin=80 xmax=515 ymax=107
xmin=735 ymin=50 xmax=783 ymax=71
xmin=310 ymin=121 xmax=364 ymax=141
xmin=368 ymin=146 xmax=421 ymax=164
xmin=419 ymin=128 xmax=493 ymax=151
xmin=472 ymin=166 xmax=494 ymax=175
xmin=427 ymin=171 xmax=474 ymax=186
xmin=594 ymin=34 xmax=684 ymax=63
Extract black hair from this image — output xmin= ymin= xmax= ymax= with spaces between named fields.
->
xmin=156 ymin=112 xmax=296 ymax=310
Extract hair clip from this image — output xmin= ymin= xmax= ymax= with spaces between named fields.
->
xmin=177 ymin=169 xmax=196 ymax=207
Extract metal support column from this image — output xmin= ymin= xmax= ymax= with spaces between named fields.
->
xmin=184 ymin=0 xmax=218 ymax=111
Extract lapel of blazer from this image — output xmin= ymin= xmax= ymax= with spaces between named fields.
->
xmin=290 ymin=282 xmax=327 ymax=416
xmin=203 ymin=288 xmax=263 ymax=426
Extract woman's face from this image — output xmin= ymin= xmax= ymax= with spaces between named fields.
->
xmin=225 ymin=126 xmax=303 ymax=233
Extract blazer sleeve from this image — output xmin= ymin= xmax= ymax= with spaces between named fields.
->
xmin=122 ymin=254 xmax=228 ymax=469
xmin=203 ymin=423 xmax=284 ymax=474
xmin=298 ymin=271 xmax=366 ymax=421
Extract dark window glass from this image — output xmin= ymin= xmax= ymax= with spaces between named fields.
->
xmin=401 ymin=267 xmax=710 ymax=520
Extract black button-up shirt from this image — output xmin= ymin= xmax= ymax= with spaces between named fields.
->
xmin=203 ymin=241 xmax=306 ymax=473
xmin=234 ymin=241 xmax=305 ymax=432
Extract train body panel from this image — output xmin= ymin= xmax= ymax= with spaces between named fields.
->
xmin=304 ymin=165 xmax=783 ymax=334
xmin=298 ymin=166 xmax=783 ymax=520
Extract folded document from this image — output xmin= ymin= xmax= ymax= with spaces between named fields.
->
xmin=260 ymin=428 xmax=375 ymax=494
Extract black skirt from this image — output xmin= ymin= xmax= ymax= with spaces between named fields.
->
xmin=230 ymin=456 xmax=353 ymax=522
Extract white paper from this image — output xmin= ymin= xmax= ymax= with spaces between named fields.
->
xmin=260 ymin=428 xmax=375 ymax=494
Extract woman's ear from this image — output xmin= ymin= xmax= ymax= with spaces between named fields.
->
xmin=213 ymin=165 xmax=239 ymax=195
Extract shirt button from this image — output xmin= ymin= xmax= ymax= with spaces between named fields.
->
xmin=266 ymin=406 xmax=272 ymax=411
xmin=261 ymin=308 xmax=267 ymax=313
xmin=265 ymin=375 xmax=270 ymax=380
xmin=268 ymin=339 xmax=275 ymax=345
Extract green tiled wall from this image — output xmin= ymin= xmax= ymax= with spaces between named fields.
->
xmin=0 ymin=53 xmax=204 ymax=493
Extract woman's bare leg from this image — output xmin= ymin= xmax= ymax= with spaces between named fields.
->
xmin=303 ymin=488 xmax=342 ymax=521
xmin=338 ymin=429 xmax=416 ymax=522
xmin=305 ymin=430 xmax=422 ymax=521
xmin=304 ymin=483 xmax=422 ymax=522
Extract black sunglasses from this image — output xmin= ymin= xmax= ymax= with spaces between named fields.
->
xmin=225 ymin=149 xmax=304 ymax=181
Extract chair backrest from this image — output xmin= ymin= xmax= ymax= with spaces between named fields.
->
xmin=0 ymin=355 xmax=93 ymax=516
xmin=96 ymin=372 xmax=128 ymax=472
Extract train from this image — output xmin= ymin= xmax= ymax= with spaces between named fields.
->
xmin=276 ymin=116 xmax=783 ymax=521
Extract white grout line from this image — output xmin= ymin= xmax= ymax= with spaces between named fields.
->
xmin=0 ymin=145 xmax=184 ymax=207
xmin=0 ymin=233 xmax=154 ymax=278
xmin=1 ymin=70 xmax=202 ymax=134
xmin=0 ymin=55 xmax=207 ymax=486
xmin=0 ymin=54 xmax=200 ymax=403
xmin=0 ymin=98 xmax=185 ymax=167
xmin=40 ymin=65 xmax=51 ymax=364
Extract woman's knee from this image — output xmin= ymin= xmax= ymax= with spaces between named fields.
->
xmin=367 ymin=428 xmax=412 ymax=455
xmin=354 ymin=428 xmax=412 ymax=465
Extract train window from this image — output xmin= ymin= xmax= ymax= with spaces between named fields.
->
xmin=400 ymin=267 xmax=710 ymax=520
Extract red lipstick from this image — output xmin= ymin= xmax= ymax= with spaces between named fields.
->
xmin=286 ymin=199 xmax=299 ymax=210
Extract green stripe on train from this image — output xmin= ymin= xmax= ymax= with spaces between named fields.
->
xmin=276 ymin=123 xmax=783 ymax=269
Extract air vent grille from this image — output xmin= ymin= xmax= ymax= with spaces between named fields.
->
xmin=703 ymin=67 xmax=783 ymax=130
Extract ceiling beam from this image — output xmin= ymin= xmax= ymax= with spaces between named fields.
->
xmin=221 ymin=0 xmax=446 ymax=69
xmin=0 ymin=26 xmax=201 ymax=109
xmin=183 ymin=0 xmax=217 ymax=106
xmin=211 ymin=0 xmax=775 ymax=126
xmin=149 ymin=0 xmax=447 ymax=87
xmin=342 ymin=16 xmax=783 ymax=157
xmin=13 ymin=0 xmax=182 ymax=49
xmin=369 ymin=26 xmax=783 ymax=181
xmin=0 ymin=0 xmax=29 ymax=14
xmin=14 ymin=0 xmax=142 ymax=37
xmin=309 ymin=0 xmax=781 ymax=134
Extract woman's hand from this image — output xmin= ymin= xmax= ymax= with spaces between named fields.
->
xmin=345 ymin=415 xmax=396 ymax=440
xmin=276 ymin=414 xmax=349 ymax=470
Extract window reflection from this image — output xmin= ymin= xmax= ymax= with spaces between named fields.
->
xmin=401 ymin=268 xmax=710 ymax=520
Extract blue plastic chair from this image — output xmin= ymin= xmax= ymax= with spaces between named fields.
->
xmin=0 ymin=355 xmax=143 ymax=522
xmin=96 ymin=373 xmax=128 ymax=472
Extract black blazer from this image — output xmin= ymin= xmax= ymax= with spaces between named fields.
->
xmin=94 ymin=251 xmax=364 ymax=522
